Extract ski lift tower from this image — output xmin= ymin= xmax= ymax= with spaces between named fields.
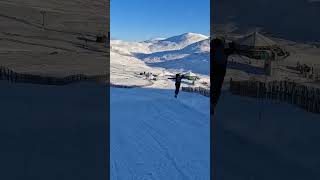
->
xmin=40 ymin=10 xmax=46 ymax=29
xmin=263 ymin=50 xmax=275 ymax=76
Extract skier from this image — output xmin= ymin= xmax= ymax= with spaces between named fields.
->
xmin=211 ymin=37 xmax=235 ymax=111
xmin=169 ymin=74 xmax=185 ymax=98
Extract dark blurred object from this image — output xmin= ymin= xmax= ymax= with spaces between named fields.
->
xmin=96 ymin=34 xmax=107 ymax=43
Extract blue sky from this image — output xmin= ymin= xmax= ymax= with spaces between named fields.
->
xmin=111 ymin=0 xmax=210 ymax=41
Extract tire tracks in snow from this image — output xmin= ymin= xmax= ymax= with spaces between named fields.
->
xmin=1 ymin=32 xmax=109 ymax=54
xmin=0 ymin=37 xmax=74 ymax=52
xmin=0 ymin=13 xmax=95 ymax=37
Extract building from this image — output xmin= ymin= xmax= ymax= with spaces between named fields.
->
xmin=235 ymin=31 xmax=289 ymax=60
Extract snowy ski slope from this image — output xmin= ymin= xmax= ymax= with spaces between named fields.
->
xmin=110 ymin=33 xmax=211 ymax=179
xmin=111 ymin=88 xmax=210 ymax=180
xmin=110 ymin=31 xmax=320 ymax=180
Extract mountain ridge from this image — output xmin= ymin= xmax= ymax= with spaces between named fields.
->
xmin=111 ymin=32 xmax=210 ymax=75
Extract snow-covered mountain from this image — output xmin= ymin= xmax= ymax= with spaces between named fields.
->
xmin=147 ymin=33 xmax=208 ymax=52
xmin=213 ymin=0 xmax=320 ymax=42
xmin=181 ymin=39 xmax=210 ymax=53
xmin=110 ymin=32 xmax=210 ymax=88
xmin=142 ymin=37 xmax=166 ymax=44
xmin=133 ymin=38 xmax=210 ymax=75
xmin=111 ymin=40 xmax=150 ymax=55
xmin=111 ymin=33 xmax=210 ymax=77
xmin=111 ymin=32 xmax=208 ymax=54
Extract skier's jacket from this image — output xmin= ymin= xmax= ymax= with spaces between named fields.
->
xmin=168 ymin=74 xmax=185 ymax=83
xmin=211 ymin=38 xmax=235 ymax=109
xmin=211 ymin=39 xmax=235 ymax=69
xmin=175 ymin=75 xmax=184 ymax=84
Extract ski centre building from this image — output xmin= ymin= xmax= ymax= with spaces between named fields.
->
xmin=235 ymin=31 xmax=289 ymax=61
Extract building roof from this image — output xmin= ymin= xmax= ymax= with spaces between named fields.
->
xmin=237 ymin=32 xmax=277 ymax=47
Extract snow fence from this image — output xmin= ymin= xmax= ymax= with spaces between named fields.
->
xmin=230 ymin=78 xmax=320 ymax=114
xmin=182 ymin=86 xmax=210 ymax=97
xmin=0 ymin=66 xmax=106 ymax=85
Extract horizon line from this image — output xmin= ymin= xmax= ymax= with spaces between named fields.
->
xmin=111 ymin=32 xmax=210 ymax=42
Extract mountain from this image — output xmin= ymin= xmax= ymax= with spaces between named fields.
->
xmin=134 ymin=38 xmax=209 ymax=68
xmin=213 ymin=0 xmax=320 ymax=42
xmin=111 ymin=33 xmax=209 ymax=54
xmin=147 ymin=33 xmax=209 ymax=52
xmin=110 ymin=33 xmax=210 ymax=87
xmin=111 ymin=40 xmax=150 ymax=55
xmin=181 ymin=39 xmax=210 ymax=53
xmin=142 ymin=38 xmax=166 ymax=43
xmin=163 ymin=33 xmax=208 ymax=45
xmin=124 ymin=34 xmax=210 ymax=75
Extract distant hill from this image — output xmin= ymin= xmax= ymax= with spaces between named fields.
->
xmin=213 ymin=0 xmax=320 ymax=42
xmin=111 ymin=33 xmax=210 ymax=75
xmin=147 ymin=33 xmax=208 ymax=52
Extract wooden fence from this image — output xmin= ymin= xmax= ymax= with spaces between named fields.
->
xmin=230 ymin=79 xmax=320 ymax=113
xmin=0 ymin=66 xmax=106 ymax=85
xmin=109 ymin=84 xmax=145 ymax=89
xmin=182 ymin=86 xmax=210 ymax=97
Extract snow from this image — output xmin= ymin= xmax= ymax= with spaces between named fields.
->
xmin=110 ymin=33 xmax=210 ymax=179
xmin=182 ymin=39 xmax=210 ymax=53
xmin=0 ymin=81 xmax=108 ymax=179
xmin=111 ymin=33 xmax=210 ymax=87
xmin=212 ymin=32 xmax=320 ymax=179
xmin=146 ymin=52 xmax=210 ymax=75
xmin=2 ymin=79 xmax=320 ymax=179
xmin=2 ymin=1 xmax=210 ymax=180
xmin=213 ymin=90 xmax=320 ymax=179
xmin=216 ymin=32 xmax=320 ymax=88
xmin=213 ymin=0 xmax=320 ymax=42
xmin=148 ymin=33 xmax=208 ymax=52
xmin=110 ymin=51 xmax=156 ymax=87
xmin=111 ymin=87 xmax=209 ymax=180
xmin=0 ymin=0 xmax=108 ymax=77
xmin=111 ymin=40 xmax=150 ymax=55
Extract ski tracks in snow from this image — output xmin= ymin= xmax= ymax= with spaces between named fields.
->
xmin=111 ymin=88 xmax=209 ymax=180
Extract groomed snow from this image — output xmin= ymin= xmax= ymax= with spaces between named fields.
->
xmin=111 ymin=87 xmax=210 ymax=180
